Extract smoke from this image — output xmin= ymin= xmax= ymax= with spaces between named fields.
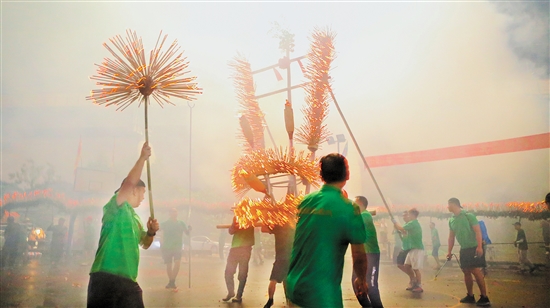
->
xmin=494 ymin=1 xmax=550 ymax=79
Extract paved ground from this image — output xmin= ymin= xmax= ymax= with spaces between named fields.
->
xmin=1 ymin=251 xmax=549 ymax=308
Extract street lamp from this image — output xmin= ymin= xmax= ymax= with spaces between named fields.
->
xmin=327 ymin=134 xmax=346 ymax=153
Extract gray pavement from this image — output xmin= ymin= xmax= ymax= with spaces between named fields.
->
xmin=1 ymin=251 xmax=549 ymax=308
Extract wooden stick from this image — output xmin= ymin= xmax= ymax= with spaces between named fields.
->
xmin=327 ymin=86 xmax=395 ymax=222
xmin=144 ymin=96 xmax=154 ymax=219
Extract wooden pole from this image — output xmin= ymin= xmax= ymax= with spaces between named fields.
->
xmin=144 ymin=96 xmax=154 ymax=219
xmin=327 ymin=86 xmax=396 ymax=221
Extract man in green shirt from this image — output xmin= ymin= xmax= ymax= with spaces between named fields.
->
xmin=446 ymin=197 xmax=490 ymax=307
xmin=87 ymin=142 xmax=159 ymax=308
xmin=393 ymin=208 xmax=424 ymax=293
xmin=351 ymin=195 xmax=384 ymax=308
xmin=286 ymin=153 xmax=369 ymax=308
xmin=223 ymin=216 xmax=254 ymax=303
xmin=160 ymin=208 xmax=191 ymax=289
xmin=430 ymin=222 xmax=441 ymax=269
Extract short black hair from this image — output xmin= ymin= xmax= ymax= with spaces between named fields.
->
xmin=448 ymin=197 xmax=462 ymax=208
xmin=545 ymin=192 xmax=550 ymax=205
xmin=408 ymin=208 xmax=419 ymax=217
xmin=355 ymin=196 xmax=368 ymax=208
xmin=114 ymin=178 xmax=146 ymax=194
xmin=319 ymin=153 xmax=348 ymax=184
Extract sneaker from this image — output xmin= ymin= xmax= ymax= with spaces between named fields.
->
xmin=460 ymin=294 xmax=476 ymax=304
xmin=263 ymin=298 xmax=274 ymax=308
xmin=232 ymin=297 xmax=242 ymax=303
xmin=476 ymin=295 xmax=491 ymax=306
xmin=405 ymin=282 xmax=416 ymax=291
xmin=411 ymin=285 xmax=423 ymax=293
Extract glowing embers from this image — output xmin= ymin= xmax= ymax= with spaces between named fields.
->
xmin=296 ymin=28 xmax=335 ymax=153
xmin=86 ymin=29 xmax=201 ymax=110
xmin=233 ymin=194 xmax=302 ymax=229
xmin=231 ymin=147 xmax=320 ymax=197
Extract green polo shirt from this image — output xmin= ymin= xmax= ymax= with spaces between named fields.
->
xmin=90 ymin=194 xmax=145 ymax=282
xmin=361 ymin=211 xmax=380 ymax=254
xmin=161 ymin=220 xmax=188 ymax=251
xmin=449 ymin=210 xmax=479 ymax=249
xmin=403 ymin=219 xmax=423 ymax=250
xmin=230 ymin=226 xmax=254 ymax=248
xmin=286 ymin=184 xmax=367 ymax=308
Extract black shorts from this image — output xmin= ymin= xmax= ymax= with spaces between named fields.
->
xmin=432 ymin=245 xmax=440 ymax=257
xmin=87 ymin=272 xmax=144 ymax=308
xmin=459 ymin=247 xmax=486 ymax=269
xmin=396 ymin=249 xmax=410 ymax=265
xmin=162 ymin=249 xmax=182 ymax=263
xmin=269 ymin=259 xmax=290 ymax=283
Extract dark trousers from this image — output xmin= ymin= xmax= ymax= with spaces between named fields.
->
xmin=87 ymin=272 xmax=144 ymax=308
xmin=352 ymin=253 xmax=384 ymax=308
xmin=224 ymin=246 xmax=252 ymax=295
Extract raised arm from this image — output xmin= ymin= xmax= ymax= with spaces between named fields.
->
xmin=116 ymin=142 xmax=151 ymax=206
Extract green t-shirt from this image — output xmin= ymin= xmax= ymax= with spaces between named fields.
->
xmin=431 ymin=228 xmax=441 ymax=247
xmin=230 ymin=226 xmax=254 ymax=248
xmin=90 ymin=195 xmax=145 ymax=282
xmin=286 ymin=185 xmax=367 ymax=308
xmin=403 ymin=219 xmax=424 ymax=250
xmin=449 ymin=210 xmax=479 ymax=249
xmin=361 ymin=211 xmax=380 ymax=254
xmin=161 ymin=220 xmax=188 ymax=251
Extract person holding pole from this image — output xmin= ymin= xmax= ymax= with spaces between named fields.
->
xmin=160 ymin=208 xmax=191 ymax=289
xmin=263 ymin=222 xmax=295 ymax=308
xmin=87 ymin=142 xmax=159 ymax=308
xmin=352 ymin=195 xmax=384 ymax=308
xmin=285 ymin=153 xmax=369 ymax=308
xmin=222 ymin=216 xmax=254 ymax=303
xmin=392 ymin=208 xmax=424 ymax=293
xmin=446 ymin=197 xmax=490 ymax=306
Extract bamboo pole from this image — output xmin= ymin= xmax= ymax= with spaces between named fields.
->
xmin=144 ymin=96 xmax=155 ymax=219
xmin=327 ymin=86 xmax=396 ymax=221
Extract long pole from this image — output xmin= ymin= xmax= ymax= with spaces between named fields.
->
xmin=144 ymin=96 xmax=154 ymax=219
xmin=327 ymin=86 xmax=396 ymax=221
xmin=187 ymin=101 xmax=195 ymax=288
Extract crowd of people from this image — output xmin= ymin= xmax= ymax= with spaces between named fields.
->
xmin=2 ymin=144 xmax=549 ymax=308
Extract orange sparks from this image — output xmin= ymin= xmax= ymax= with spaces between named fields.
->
xmin=86 ymin=29 xmax=201 ymax=111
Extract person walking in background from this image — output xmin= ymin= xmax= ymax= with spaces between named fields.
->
xmin=47 ymin=217 xmax=67 ymax=266
xmin=1 ymin=216 xmax=24 ymax=268
xmin=392 ymin=208 xmax=424 ymax=293
xmin=160 ymin=208 xmax=191 ymax=289
xmin=87 ymin=142 xmax=159 ymax=308
xmin=351 ymin=195 xmax=384 ymax=308
xmin=447 ymin=197 xmax=490 ymax=307
xmin=286 ymin=153 xmax=369 ymax=308
xmin=430 ymin=222 xmax=441 ymax=270
xmin=513 ymin=222 xmax=537 ymax=274
xmin=222 ymin=216 xmax=254 ymax=303
xmin=262 ymin=222 xmax=295 ymax=308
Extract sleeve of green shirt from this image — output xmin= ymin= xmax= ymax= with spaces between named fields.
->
xmin=347 ymin=205 xmax=367 ymax=244
xmin=466 ymin=213 xmax=479 ymax=227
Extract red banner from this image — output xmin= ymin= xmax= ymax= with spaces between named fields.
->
xmin=366 ymin=133 xmax=550 ymax=167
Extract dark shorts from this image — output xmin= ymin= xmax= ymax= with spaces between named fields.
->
xmin=396 ymin=249 xmax=410 ymax=265
xmin=269 ymin=259 xmax=290 ymax=283
xmin=87 ymin=272 xmax=144 ymax=308
xmin=162 ymin=249 xmax=182 ymax=264
xmin=459 ymin=247 xmax=486 ymax=270
xmin=432 ymin=245 xmax=440 ymax=257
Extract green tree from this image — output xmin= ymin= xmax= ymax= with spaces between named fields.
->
xmin=8 ymin=160 xmax=59 ymax=191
